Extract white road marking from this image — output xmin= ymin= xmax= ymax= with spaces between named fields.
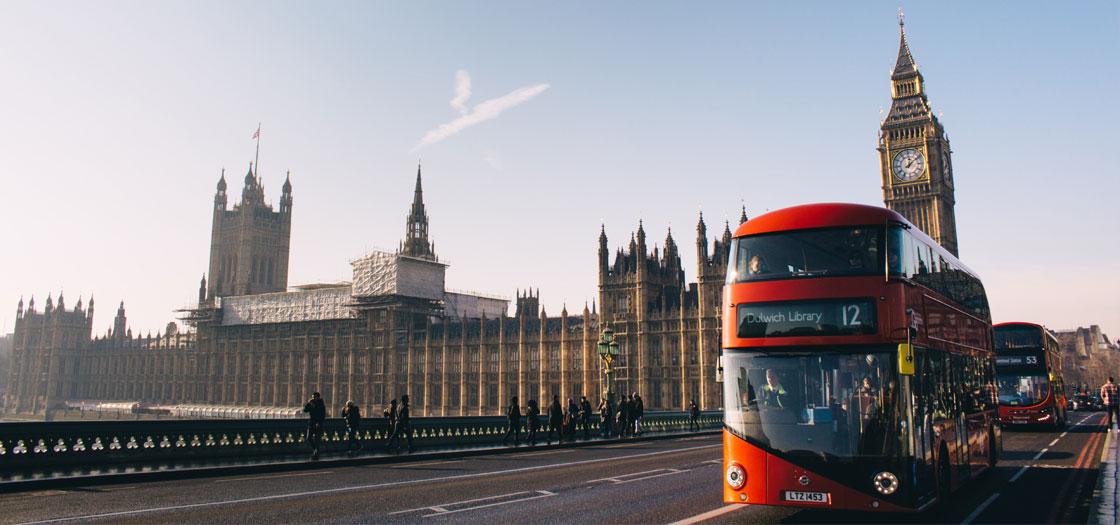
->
xmin=13 ymin=443 xmax=721 ymax=525
xmin=1009 ymin=466 xmax=1030 ymax=483
xmin=389 ymin=490 xmax=534 ymax=515
xmin=1060 ymin=432 xmax=1069 ymax=438
xmin=504 ymin=449 xmax=572 ymax=458
xmin=389 ymin=459 xmax=463 ymax=469
xmin=1049 ymin=438 xmax=1059 ymax=447
xmin=670 ymin=504 xmax=747 ymax=525
xmin=214 ymin=470 xmax=331 ymax=483
xmin=586 ymin=468 xmax=689 ymax=485
xmin=420 ymin=490 xmax=556 ymax=517
xmin=961 ymin=492 xmax=1000 ymax=525
xmin=1032 ymin=448 xmax=1049 ymax=460
xmin=586 ymin=468 xmax=670 ymax=483
xmin=702 ymin=459 xmax=722 ymax=465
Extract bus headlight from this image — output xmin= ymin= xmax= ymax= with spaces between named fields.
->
xmin=873 ymin=471 xmax=898 ymax=495
xmin=726 ymin=463 xmax=747 ymax=490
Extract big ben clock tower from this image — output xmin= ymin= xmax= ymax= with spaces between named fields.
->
xmin=878 ymin=13 xmax=959 ymax=256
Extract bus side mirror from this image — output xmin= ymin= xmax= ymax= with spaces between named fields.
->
xmin=898 ymin=343 xmax=915 ymax=376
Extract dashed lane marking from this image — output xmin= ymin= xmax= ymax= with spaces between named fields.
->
xmin=1008 ymin=412 xmax=1098 ymax=485
xmin=12 ymin=444 xmax=721 ymax=525
xmin=702 ymin=459 xmax=722 ymax=465
xmin=389 ymin=490 xmax=538 ymax=515
xmin=961 ymin=492 xmax=1000 ymax=525
xmin=671 ymin=504 xmax=747 ymax=525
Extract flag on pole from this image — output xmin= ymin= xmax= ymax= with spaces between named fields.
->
xmin=251 ymin=125 xmax=260 ymax=139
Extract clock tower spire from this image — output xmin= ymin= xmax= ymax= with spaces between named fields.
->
xmin=878 ymin=12 xmax=959 ymax=256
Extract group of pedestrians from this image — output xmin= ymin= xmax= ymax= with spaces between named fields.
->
xmin=303 ymin=390 xmax=706 ymax=459
xmin=600 ymin=392 xmax=645 ymax=438
xmin=503 ymin=395 xmax=596 ymax=446
xmin=302 ymin=392 xmax=413 ymax=460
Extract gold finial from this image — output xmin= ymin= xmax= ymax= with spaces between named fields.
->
xmin=898 ymin=7 xmax=905 ymax=29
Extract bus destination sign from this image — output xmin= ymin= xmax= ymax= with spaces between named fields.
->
xmin=995 ymin=350 xmax=1045 ymax=369
xmin=737 ymin=299 xmax=877 ymax=338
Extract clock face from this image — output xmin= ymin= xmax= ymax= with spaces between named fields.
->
xmin=892 ymin=148 xmax=925 ymax=182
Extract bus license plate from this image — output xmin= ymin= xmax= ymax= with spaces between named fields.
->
xmin=785 ymin=491 xmax=829 ymax=503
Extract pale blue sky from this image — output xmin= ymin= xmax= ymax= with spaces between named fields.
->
xmin=1 ymin=1 xmax=1117 ymax=338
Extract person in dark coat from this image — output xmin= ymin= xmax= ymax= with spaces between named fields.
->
xmin=599 ymin=397 xmax=613 ymax=437
xmin=341 ymin=400 xmax=362 ymax=454
xmin=547 ymin=395 xmax=565 ymax=444
xmin=386 ymin=394 xmax=413 ymax=453
xmin=580 ymin=396 xmax=593 ymax=439
xmin=502 ymin=396 xmax=522 ymax=446
xmin=632 ymin=393 xmax=645 ymax=436
xmin=303 ymin=391 xmax=326 ymax=460
xmin=616 ymin=394 xmax=630 ymax=438
xmin=526 ymin=399 xmax=541 ymax=446
xmin=688 ymin=400 xmax=700 ymax=432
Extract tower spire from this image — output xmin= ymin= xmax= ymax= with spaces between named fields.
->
xmin=401 ymin=161 xmax=435 ymax=260
xmin=892 ymin=10 xmax=918 ymax=80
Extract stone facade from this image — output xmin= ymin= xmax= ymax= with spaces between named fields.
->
xmin=1057 ymin=325 xmax=1120 ymax=393
xmin=878 ymin=15 xmax=960 ymax=256
xmin=3 ymin=163 xmax=739 ymax=418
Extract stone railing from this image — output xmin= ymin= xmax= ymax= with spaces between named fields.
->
xmin=0 ymin=411 xmax=722 ymax=477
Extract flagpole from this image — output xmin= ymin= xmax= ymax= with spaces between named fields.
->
xmin=253 ymin=122 xmax=261 ymax=179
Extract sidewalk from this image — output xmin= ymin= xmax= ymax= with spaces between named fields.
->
xmin=1092 ymin=429 xmax=1118 ymax=525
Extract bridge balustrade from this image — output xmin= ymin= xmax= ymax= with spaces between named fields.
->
xmin=0 ymin=411 xmax=723 ymax=476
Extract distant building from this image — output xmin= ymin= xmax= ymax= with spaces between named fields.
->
xmin=4 ymin=162 xmax=736 ymax=417
xmin=1056 ymin=325 xmax=1119 ymax=392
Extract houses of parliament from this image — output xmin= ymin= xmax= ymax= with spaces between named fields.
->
xmin=3 ymin=18 xmax=960 ymax=418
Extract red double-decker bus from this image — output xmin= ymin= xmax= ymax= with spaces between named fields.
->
xmin=994 ymin=322 xmax=1067 ymax=428
xmin=721 ymin=203 xmax=999 ymax=512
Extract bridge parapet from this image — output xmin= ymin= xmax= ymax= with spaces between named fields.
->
xmin=0 ymin=411 xmax=723 ymax=476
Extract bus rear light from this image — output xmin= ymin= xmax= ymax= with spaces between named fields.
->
xmin=873 ymin=471 xmax=898 ymax=495
xmin=1037 ymin=413 xmax=1051 ymax=421
xmin=725 ymin=463 xmax=747 ymax=490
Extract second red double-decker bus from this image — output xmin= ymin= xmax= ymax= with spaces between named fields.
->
xmin=721 ymin=203 xmax=999 ymax=512
xmin=994 ymin=322 xmax=1067 ymax=428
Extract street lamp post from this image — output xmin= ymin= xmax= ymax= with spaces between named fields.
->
xmin=597 ymin=326 xmax=620 ymax=409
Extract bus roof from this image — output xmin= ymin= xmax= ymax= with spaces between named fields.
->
xmin=734 ymin=202 xmax=979 ymax=279
xmin=994 ymin=322 xmax=1046 ymax=331
xmin=734 ymin=203 xmax=909 ymax=237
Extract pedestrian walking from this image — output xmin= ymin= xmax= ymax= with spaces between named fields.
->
xmin=688 ymin=399 xmax=700 ymax=432
xmin=384 ymin=398 xmax=399 ymax=436
xmin=566 ymin=397 xmax=579 ymax=439
xmin=1102 ymin=377 xmax=1120 ymax=431
xmin=386 ymin=394 xmax=413 ymax=453
xmin=503 ymin=396 xmax=522 ymax=446
xmin=616 ymin=394 xmax=630 ymax=438
xmin=632 ymin=393 xmax=645 ymax=436
xmin=580 ymin=396 xmax=593 ymax=440
xmin=599 ymin=397 xmax=612 ymax=438
xmin=341 ymin=400 xmax=362 ymax=455
xmin=303 ymin=391 xmax=326 ymax=460
xmin=526 ymin=399 xmax=541 ymax=445
xmin=547 ymin=395 xmax=564 ymax=444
